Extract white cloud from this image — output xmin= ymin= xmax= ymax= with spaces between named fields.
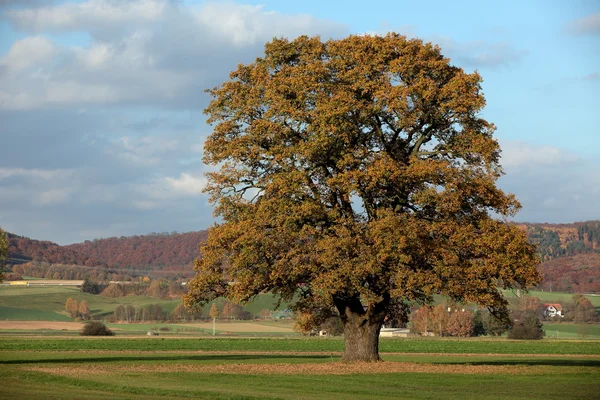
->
xmin=432 ymin=37 xmax=527 ymax=69
xmin=193 ymin=3 xmax=343 ymax=46
xmin=0 ymin=167 xmax=71 ymax=180
xmin=165 ymin=172 xmax=206 ymax=196
xmin=500 ymin=140 xmax=579 ymax=168
xmin=566 ymin=12 xmax=600 ymax=36
xmin=76 ymin=42 xmax=113 ymax=68
xmin=34 ymin=188 xmax=73 ymax=206
xmin=1 ymin=36 xmax=56 ymax=71
xmin=109 ymin=135 xmax=179 ymax=167
xmin=132 ymin=172 xmax=206 ymax=206
xmin=5 ymin=0 xmax=167 ymax=32
xmin=0 ymin=1 xmax=346 ymax=110
xmin=498 ymin=140 xmax=600 ymax=223
xmin=0 ymin=167 xmax=76 ymax=208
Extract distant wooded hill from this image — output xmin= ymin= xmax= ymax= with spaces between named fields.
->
xmin=7 ymin=231 xmax=207 ymax=272
xmin=516 ymin=221 xmax=600 ymax=293
xmin=6 ymin=221 xmax=600 ymax=293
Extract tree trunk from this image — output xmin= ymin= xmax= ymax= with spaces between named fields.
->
xmin=334 ymin=294 xmax=388 ymax=362
xmin=341 ymin=313 xmax=384 ymax=362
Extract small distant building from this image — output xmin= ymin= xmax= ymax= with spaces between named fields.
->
xmin=380 ymin=328 xmax=410 ymax=337
xmin=543 ymin=303 xmax=563 ymax=318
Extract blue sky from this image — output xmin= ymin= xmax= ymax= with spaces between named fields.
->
xmin=0 ymin=0 xmax=598 ymax=244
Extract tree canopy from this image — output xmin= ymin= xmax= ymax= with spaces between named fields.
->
xmin=0 ymin=228 xmax=8 ymax=282
xmin=184 ymin=34 xmax=540 ymax=361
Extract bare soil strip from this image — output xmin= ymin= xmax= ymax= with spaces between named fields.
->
xmin=174 ymin=322 xmax=294 ymax=333
xmin=26 ymin=362 xmax=596 ymax=377
xmin=0 ymin=321 xmax=85 ymax=330
xmin=9 ymin=349 xmax=599 ymax=358
xmin=0 ymin=321 xmax=293 ymax=333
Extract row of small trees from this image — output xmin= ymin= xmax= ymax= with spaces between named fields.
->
xmin=110 ymin=303 xmax=205 ymax=323
xmin=410 ymin=304 xmax=485 ymax=337
xmin=100 ymin=279 xmax=186 ymax=299
xmin=409 ymin=302 xmax=547 ymax=339
xmin=111 ymin=304 xmax=167 ymax=323
xmin=65 ymin=298 xmax=91 ymax=320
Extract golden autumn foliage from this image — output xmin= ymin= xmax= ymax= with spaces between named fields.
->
xmin=184 ymin=34 xmax=540 ymax=361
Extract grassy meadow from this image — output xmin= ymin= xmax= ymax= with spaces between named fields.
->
xmin=502 ymin=289 xmax=600 ymax=308
xmin=0 ymin=284 xmax=285 ymax=322
xmin=0 ymin=337 xmax=598 ymax=400
xmin=2 ymin=285 xmax=600 ymax=339
xmin=1 ymin=285 xmax=599 ymax=399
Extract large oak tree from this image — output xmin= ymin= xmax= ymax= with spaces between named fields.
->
xmin=184 ymin=34 xmax=540 ymax=361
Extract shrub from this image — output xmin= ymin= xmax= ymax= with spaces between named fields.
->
xmin=446 ymin=310 xmax=474 ymax=337
xmin=320 ymin=316 xmax=344 ymax=336
xmin=508 ymin=316 xmax=544 ymax=340
xmin=482 ymin=312 xmax=509 ymax=336
xmin=80 ymin=321 xmax=114 ymax=336
xmin=81 ymin=277 xmax=101 ymax=294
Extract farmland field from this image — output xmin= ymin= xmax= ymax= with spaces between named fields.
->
xmin=0 ymin=337 xmax=598 ymax=399
xmin=502 ymin=289 xmax=600 ymax=308
xmin=1 ymin=285 xmax=599 ymax=399
xmin=0 ymin=285 xmax=288 ymax=322
xmin=544 ymin=323 xmax=600 ymax=339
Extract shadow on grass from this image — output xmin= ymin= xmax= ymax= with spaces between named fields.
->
xmin=4 ymin=354 xmax=599 ymax=367
xmin=453 ymin=359 xmax=600 ymax=367
xmin=1 ymin=353 xmax=335 ymax=365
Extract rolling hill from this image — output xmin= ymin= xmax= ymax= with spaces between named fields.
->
xmin=5 ymin=222 xmax=600 ymax=292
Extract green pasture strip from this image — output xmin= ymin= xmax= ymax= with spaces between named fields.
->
xmin=544 ymin=323 xmax=600 ymax=339
xmin=0 ymin=363 xmax=598 ymax=400
xmin=233 ymin=293 xmax=289 ymax=315
xmin=108 ymin=323 xmax=206 ymax=332
xmin=0 ymin=285 xmax=288 ymax=321
xmin=502 ymin=290 xmax=600 ymax=307
xmin=0 ymin=351 xmax=337 ymax=364
xmin=1 ymin=350 xmax=598 ymax=367
xmin=105 ymin=323 xmax=294 ymax=337
xmin=1 ymin=337 xmax=599 ymax=354
xmin=0 ymin=285 xmax=82 ymax=296
xmin=0 ymin=285 xmax=182 ymax=319
xmin=251 ymin=320 xmax=295 ymax=329
xmin=0 ymin=306 xmax=71 ymax=321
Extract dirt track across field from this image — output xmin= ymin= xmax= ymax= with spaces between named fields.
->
xmin=0 ymin=321 xmax=85 ymax=330
xmin=175 ymin=322 xmax=294 ymax=333
xmin=26 ymin=361 xmax=596 ymax=377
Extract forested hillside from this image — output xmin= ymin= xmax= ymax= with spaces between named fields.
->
xmin=8 ymin=233 xmax=86 ymax=265
xmin=520 ymin=221 xmax=600 ymax=293
xmin=519 ymin=221 xmax=600 ymax=261
xmin=65 ymin=231 xmax=207 ymax=269
xmin=5 ymin=222 xmax=599 ymax=292
xmin=8 ymin=231 xmax=207 ymax=271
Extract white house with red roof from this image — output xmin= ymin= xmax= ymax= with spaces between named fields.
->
xmin=543 ymin=303 xmax=563 ymax=318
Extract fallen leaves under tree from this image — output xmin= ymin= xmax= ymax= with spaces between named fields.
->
xmin=184 ymin=34 xmax=540 ymax=362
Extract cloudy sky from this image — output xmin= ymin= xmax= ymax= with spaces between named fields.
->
xmin=0 ymin=0 xmax=598 ymax=244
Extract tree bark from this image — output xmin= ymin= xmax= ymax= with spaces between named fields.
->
xmin=334 ymin=294 xmax=388 ymax=362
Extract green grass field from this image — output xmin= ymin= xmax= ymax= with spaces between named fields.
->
xmin=1 ymin=337 xmax=598 ymax=354
xmin=0 ymin=337 xmax=598 ymax=400
xmin=502 ymin=290 xmax=600 ymax=307
xmin=544 ymin=323 xmax=600 ymax=339
xmin=0 ymin=285 xmax=288 ymax=322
